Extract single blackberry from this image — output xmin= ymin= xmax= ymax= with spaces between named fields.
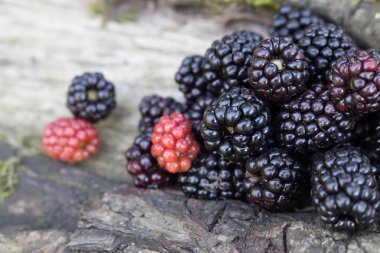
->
xmin=202 ymin=31 xmax=263 ymax=96
xmin=201 ymin=88 xmax=271 ymax=162
xmin=67 ymin=72 xmax=116 ymax=123
xmin=244 ymin=148 xmax=307 ymax=211
xmin=188 ymin=93 xmax=217 ymax=141
xmin=249 ymin=37 xmax=309 ymax=101
xmin=125 ymin=134 xmax=172 ymax=188
xmin=297 ymin=23 xmax=357 ymax=81
xmin=276 ymin=83 xmax=356 ymax=153
xmin=269 ymin=4 xmax=325 ymax=42
xmin=311 ymin=147 xmax=380 ymax=231
xmin=175 ymin=55 xmax=207 ymax=104
xmin=328 ymin=50 xmax=380 ymax=114
xmin=178 ymin=152 xmax=244 ymax=200
xmin=138 ymin=95 xmax=187 ymax=134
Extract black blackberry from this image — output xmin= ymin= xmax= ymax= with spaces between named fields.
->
xmin=202 ymin=31 xmax=263 ymax=96
xmin=276 ymin=83 xmax=356 ymax=153
xmin=138 ymin=95 xmax=187 ymax=134
xmin=269 ymin=4 xmax=325 ymax=42
xmin=125 ymin=134 xmax=172 ymax=188
xmin=248 ymin=37 xmax=309 ymax=101
xmin=244 ymin=148 xmax=307 ymax=211
xmin=178 ymin=152 xmax=244 ymax=200
xmin=175 ymin=55 xmax=207 ymax=104
xmin=297 ymin=23 xmax=357 ymax=81
xmin=201 ymin=88 xmax=271 ymax=162
xmin=311 ymin=147 xmax=380 ymax=231
xmin=188 ymin=93 xmax=217 ymax=141
xmin=67 ymin=72 xmax=116 ymax=123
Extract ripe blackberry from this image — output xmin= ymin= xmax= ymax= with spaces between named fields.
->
xmin=311 ymin=147 xmax=380 ymax=231
xmin=151 ymin=113 xmax=200 ymax=173
xmin=42 ymin=118 xmax=100 ymax=163
xmin=328 ymin=50 xmax=380 ymax=114
xmin=178 ymin=152 xmax=244 ymax=200
xmin=244 ymin=148 xmax=306 ymax=211
xmin=188 ymin=93 xmax=216 ymax=141
xmin=269 ymin=4 xmax=325 ymax=42
xmin=276 ymin=84 xmax=355 ymax=153
xmin=175 ymin=55 xmax=207 ymax=104
xmin=138 ymin=95 xmax=187 ymax=134
xmin=297 ymin=23 xmax=357 ymax=81
xmin=202 ymin=31 xmax=263 ymax=96
xmin=67 ymin=72 xmax=116 ymax=123
xmin=201 ymin=88 xmax=271 ymax=162
xmin=125 ymin=134 xmax=172 ymax=188
xmin=249 ymin=37 xmax=309 ymax=101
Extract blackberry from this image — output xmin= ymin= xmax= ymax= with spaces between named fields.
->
xmin=175 ymin=55 xmax=207 ymax=104
xmin=328 ymin=50 xmax=380 ymax=114
xmin=297 ymin=23 xmax=357 ymax=81
xmin=188 ymin=93 xmax=217 ymax=141
xmin=244 ymin=148 xmax=307 ymax=211
xmin=67 ymin=72 xmax=116 ymax=123
xmin=125 ymin=134 xmax=172 ymax=188
xmin=248 ymin=37 xmax=309 ymax=101
xmin=138 ymin=95 xmax=186 ymax=134
xmin=269 ymin=4 xmax=325 ymax=42
xmin=311 ymin=147 xmax=380 ymax=231
xmin=201 ymin=88 xmax=271 ymax=162
xmin=202 ymin=31 xmax=263 ymax=96
xmin=276 ymin=83 xmax=356 ymax=153
xmin=178 ymin=152 xmax=244 ymax=200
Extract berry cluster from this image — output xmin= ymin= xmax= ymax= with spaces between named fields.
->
xmin=124 ymin=4 xmax=380 ymax=232
xmin=43 ymin=72 xmax=117 ymax=163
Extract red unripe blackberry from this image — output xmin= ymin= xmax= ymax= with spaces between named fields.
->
xmin=328 ymin=50 xmax=380 ymax=114
xmin=125 ymin=134 xmax=172 ymax=188
xmin=151 ymin=113 xmax=200 ymax=173
xmin=249 ymin=37 xmax=309 ymax=101
xmin=42 ymin=118 xmax=100 ymax=163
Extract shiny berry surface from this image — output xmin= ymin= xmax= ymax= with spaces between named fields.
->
xmin=201 ymin=88 xmax=271 ymax=162
xmin=311 ymin=147 xmax=380 ymax=231
xmin=276 ymin=84 xmax=355 ymax=153
xmin=178 ymin=152 xmax=244 ymax=200
xmin=202 ymin=31 xmax=263 ymax=96
xmin=244 ymin=148 xmax=307 ymax=211
xmin=125 ymin=134 xmax=172 ymax=188
xmin=269 ymin=4 xmax=325 ymax=42
xmin=249 ymin=37 xmax=309 ymax=101
xmin=67 ymin=72 xmax=116 ymax=123
xmin=175 ymin=55 xmax=207 ymax=104
xmin=42 ymin=118 xmax=100 ymax=163
xmin=151 ymin=113 xmax=200 ymax=173
xmin=329 ymin=50 xmax=380 ymax=113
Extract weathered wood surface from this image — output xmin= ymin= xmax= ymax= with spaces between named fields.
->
xmin=67 ymin=186 xmax=380 ymax=253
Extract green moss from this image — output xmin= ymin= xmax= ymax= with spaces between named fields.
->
xmin=245 ymin=0 xmax=279 ymax=9
xmin=21 ymin=135 xmax=43 ymax=156
xmin=0 ymin=157 xmax=22 ymax=203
